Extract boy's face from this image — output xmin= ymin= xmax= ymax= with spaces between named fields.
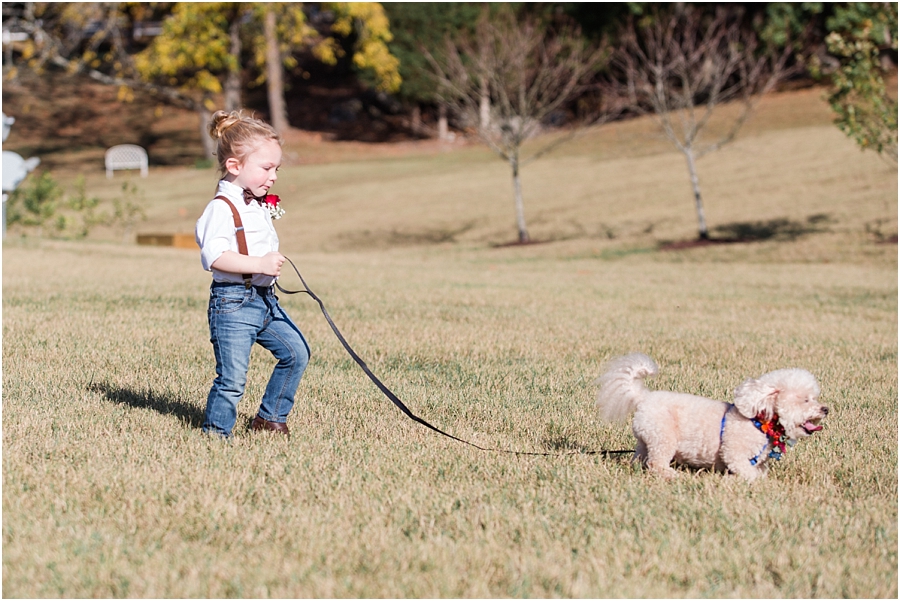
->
xmin=226 ymin=138 xmax=282 ymax=197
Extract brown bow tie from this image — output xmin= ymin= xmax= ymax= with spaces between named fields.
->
xmin=243 ymin=189 xmax=265 ymax=205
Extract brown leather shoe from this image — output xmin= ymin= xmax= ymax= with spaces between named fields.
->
xmin=249 ymin=415 xmax=290 ymax=438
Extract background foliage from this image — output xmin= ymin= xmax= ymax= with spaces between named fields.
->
xmin=818 ymin=2 xmax=899 ymax=159
xmin=4 ymin=2 xmax=897 ymax=155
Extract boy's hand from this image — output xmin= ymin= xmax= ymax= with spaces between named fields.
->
xmin=258 ymin=252 xmax=286 ymax=277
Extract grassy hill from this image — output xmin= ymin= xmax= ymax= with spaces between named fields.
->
xmin=2 ymin=81 xmax=897 ymax=597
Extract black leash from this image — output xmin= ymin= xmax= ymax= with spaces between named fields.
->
xmin=275 ymin=256 xmax=632 ymax=458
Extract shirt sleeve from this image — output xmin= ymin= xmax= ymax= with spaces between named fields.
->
xmin=195 ymin=200 xmax=235 ymax=272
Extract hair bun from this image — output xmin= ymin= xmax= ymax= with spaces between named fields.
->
xmin=207 ymin=108 xmax=281 ymax=174
xmin=209 ymin=110 xmax=242 ymax=140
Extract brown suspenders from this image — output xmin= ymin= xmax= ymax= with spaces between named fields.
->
xmin=214 ymin=195 xmax=254 ymax=288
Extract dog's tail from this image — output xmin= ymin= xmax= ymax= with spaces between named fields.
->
xmin=594 ymin=353 xmax=659 ymax=422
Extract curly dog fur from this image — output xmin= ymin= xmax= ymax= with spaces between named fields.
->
xmin=595 ymin=353 xmax=828 ymax=480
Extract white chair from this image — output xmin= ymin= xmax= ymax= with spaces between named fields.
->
xmin=2 ymin=151 xmax=40 ymax=193
xmin=2 ymin=112 xmax=15 ymax=142
xmin=105 ymin=144 xmax=149 ymax=178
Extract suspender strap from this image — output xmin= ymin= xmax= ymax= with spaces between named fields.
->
xmin=215 ymin=195 xmax=253 ymax=288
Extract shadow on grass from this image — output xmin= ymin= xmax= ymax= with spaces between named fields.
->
xmin=866 ymin=218 xmax=899 ymax=244
xmin=541 ymin=438 xmax=633 ymax=457
xmin=661 ymin=213 xmax=834 ymax=250
xmin=89 ymin=381 xmax=204 ymax=429
xmin=334 ymin=221 xmax=477 ymax=250
xmin=541 ymin=428 xmax=633 ymax=457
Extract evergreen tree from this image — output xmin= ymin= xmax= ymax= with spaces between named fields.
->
xmin=382 ymin=3 xmax=483 ymax=136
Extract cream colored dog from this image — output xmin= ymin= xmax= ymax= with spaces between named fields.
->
xmin=595 ymin=353 xmax=828 ymax=480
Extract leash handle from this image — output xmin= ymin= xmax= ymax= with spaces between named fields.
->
xmin=276 ymin=257 xmax=632 ymax=458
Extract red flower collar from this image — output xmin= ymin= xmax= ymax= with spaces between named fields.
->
xmin=751 ymin=413 xmax=790 ymax=465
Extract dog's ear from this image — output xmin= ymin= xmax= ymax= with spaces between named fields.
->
xmin=733 ymin=377 xmax=778 ymax=419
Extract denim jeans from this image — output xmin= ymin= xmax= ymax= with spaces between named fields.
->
xmin=203 ymin=283 xmax=310 ymax=437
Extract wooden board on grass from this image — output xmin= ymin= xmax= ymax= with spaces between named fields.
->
xmin=136 ymin=233 xmax=197 ymax=249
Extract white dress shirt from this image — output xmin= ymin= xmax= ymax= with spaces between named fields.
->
xmin=195 ymin=179 xmax=280 ymax=287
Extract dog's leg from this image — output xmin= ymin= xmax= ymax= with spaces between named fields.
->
xmin=633 ymin=439 xmax=648 ymax=466
xmin=721 ymin=432 xmax=769 ymax=481
xmin=726 ymin=460 xmax=766 ymax=482
xmin=643 ymin=438 xmax=679 ymax=479
xmin=646 ymin=456 xmax=679 ymax=479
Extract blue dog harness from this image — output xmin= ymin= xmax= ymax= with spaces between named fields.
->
xmin=720 ymin=404 xmax=790 ymax=467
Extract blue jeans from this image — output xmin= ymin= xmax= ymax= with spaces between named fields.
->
xmin=203 ymin=283 xmax=310 ymax=437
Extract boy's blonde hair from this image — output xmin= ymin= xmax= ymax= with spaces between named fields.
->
xmin=208 ymin=110 xmax=282 ymax=175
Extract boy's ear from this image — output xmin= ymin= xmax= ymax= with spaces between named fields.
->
xmin=224 ymin=156 xmax=242 ymax=176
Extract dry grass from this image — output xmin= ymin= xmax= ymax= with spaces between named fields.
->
xmin=3 ymin=87 xmax=897 ymax=597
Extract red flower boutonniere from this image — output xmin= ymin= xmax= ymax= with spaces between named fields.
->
xmin=265 ymin=194 xmax=285 ymax=220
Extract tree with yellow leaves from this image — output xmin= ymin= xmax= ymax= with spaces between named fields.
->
xmin=136 ymin=2 xmax=400 ymax=141
xmin=13 ymin=3 xmax=400 ymax=155
xmin=321 ymin=3 xmax=402 ymax=94
xmin=255 ymin=2 xmax=400 ymax=134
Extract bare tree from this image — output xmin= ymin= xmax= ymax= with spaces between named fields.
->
xmin=613 ymin=5 xmax=794 ymax=239
xmin=429 ymin=10 xmax=612 ymax=244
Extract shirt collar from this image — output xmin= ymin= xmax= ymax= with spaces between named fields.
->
xmin=217 ymin=179 xmax=245 ymax=204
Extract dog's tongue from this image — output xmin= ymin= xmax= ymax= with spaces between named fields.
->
xmin=804 ymin=421 xmax=823 ymax=432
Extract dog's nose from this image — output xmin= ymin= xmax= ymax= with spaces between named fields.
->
xmin=822 ymin=406 xmax=829 ymax=415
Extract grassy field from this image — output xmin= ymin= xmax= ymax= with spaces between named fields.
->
xmin=3 ymin=87 xmax=897 ymax=597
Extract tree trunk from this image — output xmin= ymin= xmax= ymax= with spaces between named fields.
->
xmin=479 ymin=78 xmax=490 ymax=130
xmin=511 ymin=157 xmax=530 ymax=243
xmin=224 ymin=17 xmax=242 ymax=111
xmin=198 ymin=102 xmax=215 ymax=161
xmin=264 ymin=9 xmax=289 ymax=134
xmin=5 ymin=40 xmax=14 ymax=73
xmin=438 ymin=103 xmax=449 ymax=141
xmin=410 ymin=104 xmax=422 ymax=136
xmin=684 ymin=146 xmax=709 ymax=239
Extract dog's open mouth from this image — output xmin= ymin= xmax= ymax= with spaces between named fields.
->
xmin=802 ymin=420 xmax=823 ymax=434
